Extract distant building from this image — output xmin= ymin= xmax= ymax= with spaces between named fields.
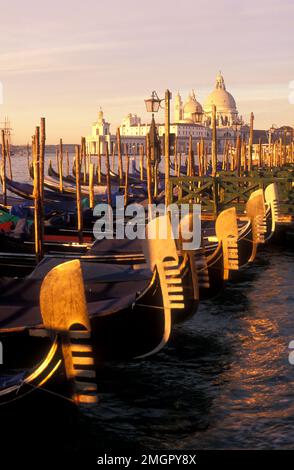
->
xmin=119 ymin=111 xmax=209 ymax=154
xmin=252 ymin=126 xmax=294 ymax=145
xmin=86 ymin=108 xmax=111 ymax=154
xmin=272 ymin=125 xmax=293 ymax=144
xmin=86 ymin=72 xmax=250 ymax=155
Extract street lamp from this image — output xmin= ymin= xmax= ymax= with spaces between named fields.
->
xmin=144 ymin=90 xmax=163 ymax=166
xmin=144 ymin=90 xmax=172 ymax=206
xmin=144 ymin=90 xmax=162 ymax=116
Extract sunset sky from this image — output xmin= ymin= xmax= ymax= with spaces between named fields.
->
xmin=0 ymin=0 xmax=293 ymax=144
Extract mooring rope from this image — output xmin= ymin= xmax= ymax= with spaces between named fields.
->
xmin=0 ymin=380 xmax=75 ymax=407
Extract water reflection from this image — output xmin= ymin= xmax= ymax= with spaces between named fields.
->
xmin=77 ymin=247 xmax=294 ymax=451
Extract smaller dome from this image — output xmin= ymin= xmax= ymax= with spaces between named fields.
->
xmin=183 ymin=90 xmax=203 ymax=116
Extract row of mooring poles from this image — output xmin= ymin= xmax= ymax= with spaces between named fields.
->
xmin=167 ymin=109 xmax=294 ymax=178
xmin=82 ymin=138 xmax=139 ymax=209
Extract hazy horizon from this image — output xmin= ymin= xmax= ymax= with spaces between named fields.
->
xmin=1 ymin=0 xmax=293 ymax=144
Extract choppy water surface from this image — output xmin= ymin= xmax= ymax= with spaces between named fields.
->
xmin=6 ymin=154 xmax=294 ymax=450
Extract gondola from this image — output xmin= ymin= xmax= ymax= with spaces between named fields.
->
xmin=50 ymin=159 xmax=140 ymax=186
xmin=44 ymin=172 xmax=147 ymax=201
xmin=50 ymin=161 xmax=152 ymax=200
xmin=43 ymin=175 xmax=116 ymax=198
xmin=0 ymin=203 xmax=93 ymax=251
xmin=169 ymin=160 xmax=188 ymax=175
xmin=71 ymin=160 xmax=142 ymax=186
xmin=190 ymin=184 xmax=278 ymax=298
xmin=132 ymin=162 xmax=166 ymax=181
xmin=2 ymin=175 xmax=75 ymax=205
xmin=0 ymin=335 xmax=64 ymax=406
xmin=30 ymin=161 xmax=121 ymax=199
xmin=0 ymin=259 xmax=98 ymax=407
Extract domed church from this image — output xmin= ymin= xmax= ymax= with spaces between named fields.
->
xmin=174 ymin=72 xmax=243 ymax=128
xmin=87 ymin=72 xmax=248 ymax=156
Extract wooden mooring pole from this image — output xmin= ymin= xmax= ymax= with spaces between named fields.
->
xmin=33 ymin=126 xmax=44 ymax=262
xmin=55 ymin=147 xmax=59 ymax=172
xmin=97 ymin=136 xmax=101 ymax=184
xmin=105 ymin=142 xmax=112 ymax=206
xmin=66 ymin=150 xmax=69 ymax=176
xmin=39 ymin=118 xmax=46 ymax=251
xmin=112 ymin=143 xmax=116 ymax=172
xmin=116 ymin=127 xmax=123 ymax=183
xmin=258 ymin=138 xmax=262 ymax=168
xmin=211 ymin=104 xmax=217 ymax=176
xmin=6 ymin=138 xmax=12 ymax=179
xmin=235 ymin=136 xmax=241 ymax=176
xmin=146 ymin=133 xmax=152 ymax=205
xmin=124 ymin=147 xmax=129 ymax=206
xmin=139 ymin=144 xmax=144 ymax=181
xmin=188 ymin=134 xmax=194 ymax=176
xmin=165 ymin=89 xmax=171 ymax=207
xmin=248 ymin=112 xmax=254 ymax=171
xmin=59 ymin=138 xmax=63 ymax=192
xmin=75 ymin=145 xmax=83 ymax=244
xmin=81 ymin=137 xmax=87 ymax=185
xmin=89 ymin=162 xmax=95 ymax=209
xmin=174 ymin=135 xmax=178 ymax=176
xmin=177 ymin=153 xmax=182 ymax=177
xmin=26 ymin=143 xmax=30 ymax=175
xmin=1 ymin=130 xmax=7 ymax=206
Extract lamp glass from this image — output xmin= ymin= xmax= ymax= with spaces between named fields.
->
xmin=144 ymin=98 xmax=160 ymax=113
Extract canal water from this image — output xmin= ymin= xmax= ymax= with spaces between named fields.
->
xmin=77 ymin=246 xmax=294 ymax=451
xmin=3 ymin=153 xmax=294 ymax=451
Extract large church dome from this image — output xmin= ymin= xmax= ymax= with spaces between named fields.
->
xmin=204 ymin=72 xmax=236 ymax=113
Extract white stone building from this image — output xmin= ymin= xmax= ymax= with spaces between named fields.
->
xmin=86 ymin=72 xmax=249 ymax=155
xmin=86 ymin=108 xmax=111 ymax=154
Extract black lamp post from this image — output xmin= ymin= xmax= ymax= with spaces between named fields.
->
xmin=144 ymin=90 xmax=162 ymax=164
xmin=145 ymin=89 xmax=172 ymax=205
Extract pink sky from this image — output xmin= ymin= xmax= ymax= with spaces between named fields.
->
xmin=0 ymin=0 xmax=293 ymax=144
